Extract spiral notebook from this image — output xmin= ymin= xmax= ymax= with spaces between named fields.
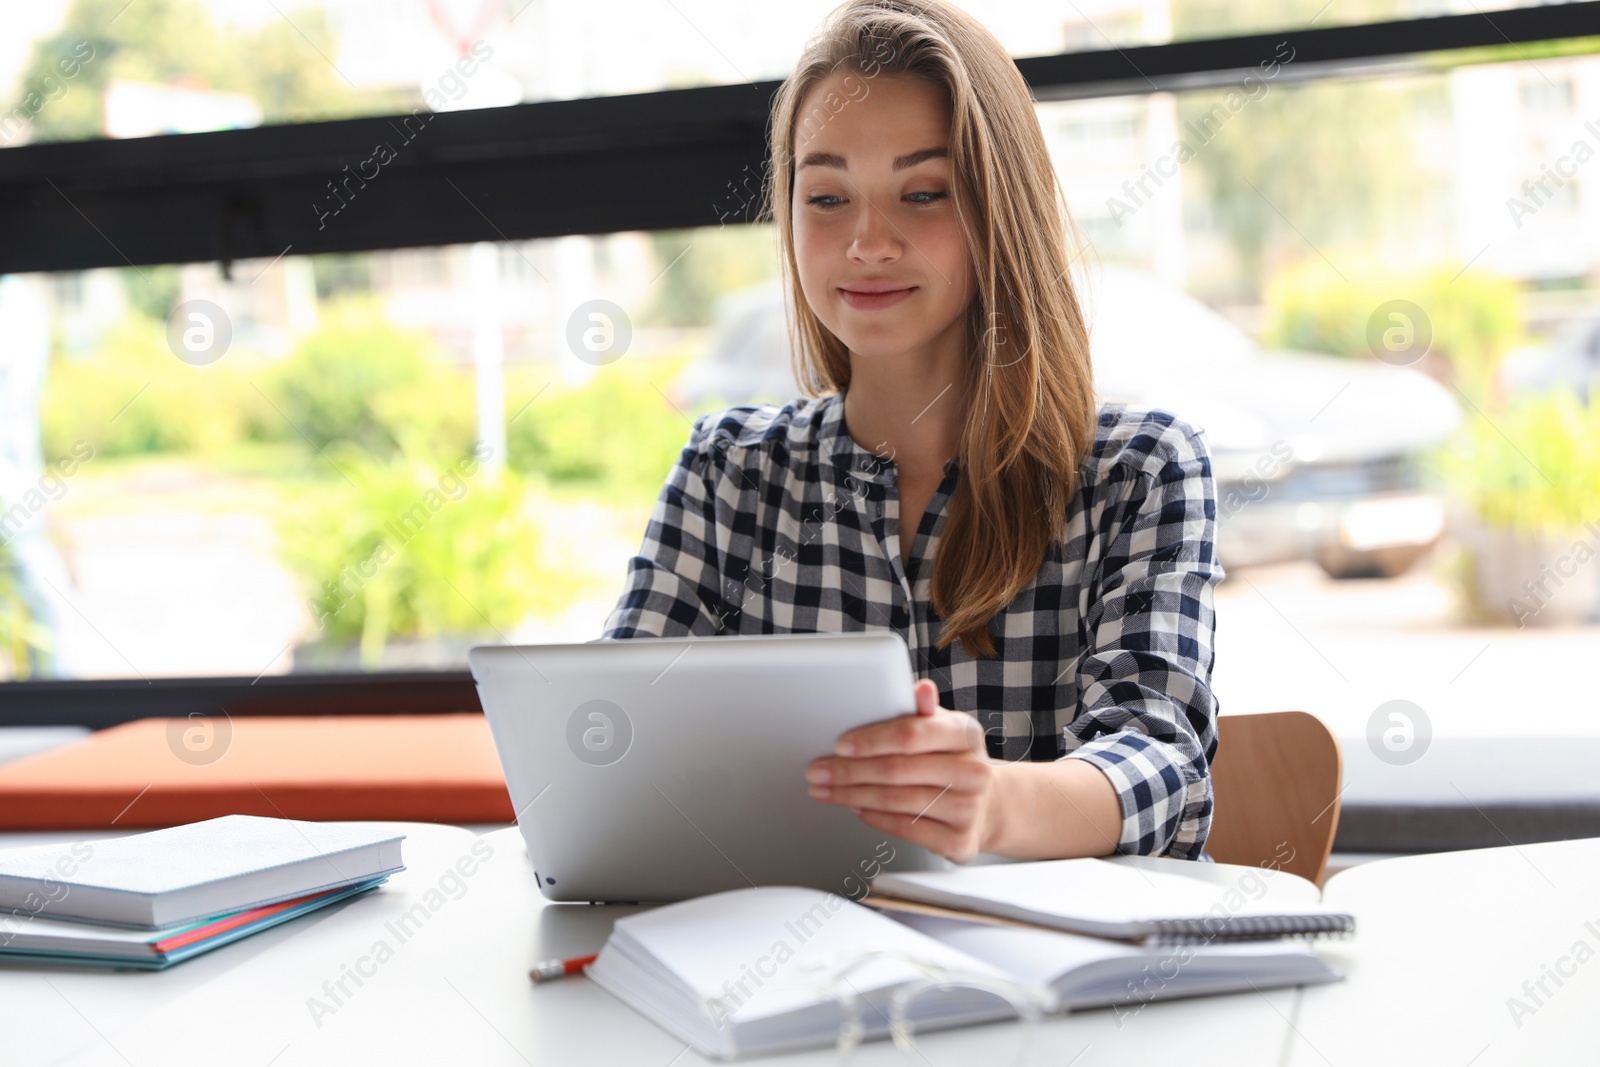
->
xmin=869 ymin=857 xmax=1355 ymax=943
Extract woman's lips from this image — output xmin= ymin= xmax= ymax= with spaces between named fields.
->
xmin=838 ymin=286 xmax=916 ymax=311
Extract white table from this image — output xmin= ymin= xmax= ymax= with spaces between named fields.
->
xmin=4 ymin=824 xmax=1299 ymax=1066
xmin=12 ymin=826 xmax=1596 ymax=1066
xmin=1289 ymin=837 xmax=1600 ymax=1066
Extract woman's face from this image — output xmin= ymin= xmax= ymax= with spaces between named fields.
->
xmin=791 ymin=71 xmax=978 ymax=362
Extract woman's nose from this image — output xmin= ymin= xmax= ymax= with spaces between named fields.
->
xmin=847 ymin=196 xmax=899 ymax=262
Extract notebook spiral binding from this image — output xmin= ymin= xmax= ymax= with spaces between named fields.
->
xmin=1147 ymin=912 xmax=1356 ymax=945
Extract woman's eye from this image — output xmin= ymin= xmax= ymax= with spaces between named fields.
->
xmin=804 ymin=192 xmax=945 ymax=209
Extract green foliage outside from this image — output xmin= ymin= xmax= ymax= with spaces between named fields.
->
xmin=1436 ymin=388 xmax=1600 ymax=539
xmin=257 ymin=297 xmax=694 ymax=499
xmin=1260 ymin=261 xmax=1525 ymax=395
xmin=121 ymin=265 xmax=182 ymax=322
xmin=38 ymin=290 xmax=700 ymax=657
xmin=506 ymin=364 xmax=697 ymax=502
xmin=40 ymin=313 xmax=281 ymax=459
xmin=263 ymin=312 xmax=691 ymax=655
xmin=39 ymin=295 xmax=698 ymax=489
xmin=265 ymin=299 xmax=467 ymax=456
xmin=277 ymin=445 xmax=578 ymax=669
xmin=5 ymin=0 xmax=409 ymax=146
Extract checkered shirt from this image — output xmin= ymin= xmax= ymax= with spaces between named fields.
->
xmin=598 ymin=390 xmax=1223 ymax=859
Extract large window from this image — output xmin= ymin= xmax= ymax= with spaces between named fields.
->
xmin=1 ymin=226 xmax=782 ymax=678
xmin=2 ymin=1 xmax=1597 ymax=811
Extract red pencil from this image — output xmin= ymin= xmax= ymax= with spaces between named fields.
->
xmin=529 ymin=953 xmax=597 ymax=982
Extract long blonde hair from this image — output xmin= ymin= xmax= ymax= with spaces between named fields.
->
xmin=765 ymin=0 xmax=1098 ymax=659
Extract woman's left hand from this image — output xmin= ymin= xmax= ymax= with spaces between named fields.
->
xmin=805 ymin=678 xmax=1007 ymax=864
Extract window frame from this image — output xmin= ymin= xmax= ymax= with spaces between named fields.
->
xmin=1 ymin=3 xmax=1596 ymax=273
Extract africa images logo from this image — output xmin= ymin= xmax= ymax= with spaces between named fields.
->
xmin=566 ymin=699 xmax=633 ymax=767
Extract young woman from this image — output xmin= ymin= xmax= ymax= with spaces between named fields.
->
xmin=601 ymin=0 xmax=1221 ymax=866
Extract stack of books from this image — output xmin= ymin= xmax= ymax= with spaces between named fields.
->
xmin=0 ymin=814 xmax=405 ymax=969
xmin=587 ymin=855 xmax=1355 ymax=1060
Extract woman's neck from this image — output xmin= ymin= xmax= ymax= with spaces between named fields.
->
xmin=839 ymin=312 xmax=969 ymax=477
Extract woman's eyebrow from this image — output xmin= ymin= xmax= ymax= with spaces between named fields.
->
xmin=796 ymin=146 xmax=949 ymax=171
xmin=892 ymin=146 xmax=948 ymax=170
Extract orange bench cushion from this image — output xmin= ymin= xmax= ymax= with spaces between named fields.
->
xmin=0 ymin=714 xmax=515 ymax=829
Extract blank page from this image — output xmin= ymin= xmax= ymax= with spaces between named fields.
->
xmin=606 ymin=886 xmax=1010 ymax=1023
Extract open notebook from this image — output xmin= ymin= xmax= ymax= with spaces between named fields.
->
xmin=587 ymin=859 xmax=1345 ymax=1061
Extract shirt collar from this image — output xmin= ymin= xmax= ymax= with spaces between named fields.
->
xmin=815 ymin=390 xmax=960 ymax=485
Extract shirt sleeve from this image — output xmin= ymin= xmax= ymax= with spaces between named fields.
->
xmin=1060 ymin=416 xmax=1223 ymax=860
xmin=595 ymin=412 xmax=728 ymax=640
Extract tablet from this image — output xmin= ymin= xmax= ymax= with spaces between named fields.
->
xmin=469 ymin=631 xmax=953 ymax=902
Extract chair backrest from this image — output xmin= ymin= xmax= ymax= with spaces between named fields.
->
xmin=1205 ymin=711 xmax=1343 ymax=885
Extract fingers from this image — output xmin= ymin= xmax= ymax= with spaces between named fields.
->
xmin=811 ymin=685 xmax=994 ymax=865
xmin=814 ymin=781 xmax=977 ymax=824
xmin=808 ymin=750 xmax=988 ymax=792
xmin=809 ymin=770 xmax=984 ymax=862
xmin=834 ymin=706 xmax=984 ymax=759
xmin=807 ymin=751 xmax=997 ymax=860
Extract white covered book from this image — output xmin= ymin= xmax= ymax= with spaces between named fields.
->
xmin=0 ymin=815 xmax=405 ymax=928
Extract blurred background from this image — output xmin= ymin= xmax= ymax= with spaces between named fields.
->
xmin=0 ymin=0 xmax=1596 ymax=751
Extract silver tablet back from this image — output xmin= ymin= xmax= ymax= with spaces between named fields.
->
xmin=470 ymin=631 xmax=953 ymax=902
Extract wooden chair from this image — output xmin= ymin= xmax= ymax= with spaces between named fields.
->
xmin=1205 ymin=711 xmax=1344 ymax=885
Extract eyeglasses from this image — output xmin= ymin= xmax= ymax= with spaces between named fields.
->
xmin=744 ymin=943 xmax=1060 ymax=1064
